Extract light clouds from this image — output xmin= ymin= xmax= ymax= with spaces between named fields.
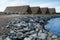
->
xmin=0 ymin=0 xmax=60 ymax=12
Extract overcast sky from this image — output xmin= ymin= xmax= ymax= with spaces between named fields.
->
xmin=0 ymin=0 xmax=60 ymax=12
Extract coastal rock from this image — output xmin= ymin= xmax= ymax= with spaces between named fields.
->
xmin=5 ymin=16 xmax=60 ymax=40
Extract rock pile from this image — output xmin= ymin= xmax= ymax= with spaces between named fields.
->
xmin=4 ymin=16 xmax=60 ymax=40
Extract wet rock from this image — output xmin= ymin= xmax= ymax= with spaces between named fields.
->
xmin=4 ymin=36 xmax=11 ymax=40
xmin=5 ymin=16 xmax=60 ymax=40
xmin=38 ymin=32 xmax=47 ymax=40
xmin=48 ymin=32 xmax=53 ymax=37
xmin=52 ymin=35 xmax=58 ymax=39
xmin=24 ymin=37 xmax=31 ymax=40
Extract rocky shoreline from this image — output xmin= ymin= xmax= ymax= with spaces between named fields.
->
xmin=1 ymin=16 xmax=60 ymax=40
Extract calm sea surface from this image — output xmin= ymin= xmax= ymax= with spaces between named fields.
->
xmin=45 ymin=18 xmax=60 ymax=36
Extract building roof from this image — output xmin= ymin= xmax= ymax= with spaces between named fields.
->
xmin=31 ymin=7 xmax=41 ymax=14
xmin=41 ymin=7 xmax=49 ymax=14
xmin=48 ymin=8 xmax=56 ymax=14
xmin=4 ymin=5 xmax=56 ymax=14
xmin=4 ymin=5 xmax=30 ymax=13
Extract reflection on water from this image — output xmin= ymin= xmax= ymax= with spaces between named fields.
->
xmin=45 ymin=18 xmax=60 ymax=36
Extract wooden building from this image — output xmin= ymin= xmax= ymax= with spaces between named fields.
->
xmin=4 ymin=5 xmax=56 ymax=14
xmin=4 ymin=5 xmax=32 ymax=14
xmin=31 ymin=7 xmax=41 ymax=14
xmin=48 ymin=8 xmax=56 ymax=14
xmin=41 ymin=7 xmax=49 ymax=14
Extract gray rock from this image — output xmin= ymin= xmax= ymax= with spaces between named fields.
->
xmin=6 ymin=16 xmax=60 ymax=40
xmin=52 ymin=35 xmax=58 ymax=39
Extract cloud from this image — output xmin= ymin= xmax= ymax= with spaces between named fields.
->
xmin=30 ymin=1 xmax=59 ymax=7
xmin=0 ymin=0 xmax=28 ymax=11
xmin=39 ymin=2 xmax=60 ymax=12
xmin=30 ymin=1 xmax=60 ymax=12
xmin=0 ymin=0 xmax=6 ymax=4
xmin=0 ymin=0 xmax=60 ymax=12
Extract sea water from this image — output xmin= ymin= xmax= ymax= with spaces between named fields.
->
xmin=45 ymin=18 xmax=60 ymax=36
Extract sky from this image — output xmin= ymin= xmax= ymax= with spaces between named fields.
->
xmin=0 ymin=0 xmax=60 ymax=12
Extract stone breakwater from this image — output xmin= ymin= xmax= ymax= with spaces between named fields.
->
xmin=3 ymin=16 xmax=60 ymax=40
